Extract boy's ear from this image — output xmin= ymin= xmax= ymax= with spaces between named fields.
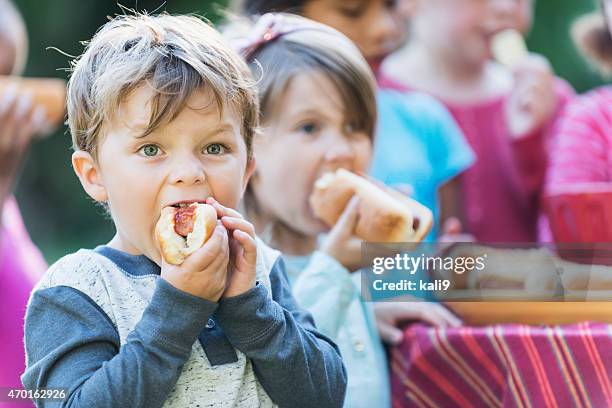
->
xmin=72 ymin=151 xmax=108 ymax=202
xmin=242 ymin=156 xmax=257 ymax=193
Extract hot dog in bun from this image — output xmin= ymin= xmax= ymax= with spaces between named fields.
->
xmin=309 ymin=169 xmax=433 ymax=242
xmin=156 ymin=202 xmax=217 ymax=265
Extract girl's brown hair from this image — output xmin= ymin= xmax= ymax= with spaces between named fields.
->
xmin=572 ymin=1 xmax=612 ymax=75
xmin=226 ymin=13 xmax=377 ymax=139
xmin=224 ymin=13 xmax=377 ymax=220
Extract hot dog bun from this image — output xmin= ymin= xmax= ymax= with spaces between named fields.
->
xmin=309 ymin=169 xmax=432 ymax=242
xmin=156 ymin=203 xmax=217 ymax=265
xmin=0 ymin=76 xmax=66 ymax=127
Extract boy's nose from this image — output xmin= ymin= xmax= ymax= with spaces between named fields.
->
xmin=168 ymin=157 xmax=205 ymax=185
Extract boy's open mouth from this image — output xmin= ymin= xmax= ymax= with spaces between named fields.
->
xmin=168 ymin=200 xmax=208 ymax=209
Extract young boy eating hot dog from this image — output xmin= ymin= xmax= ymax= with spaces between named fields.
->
xmin=21 ymin=12 xmax=346 ymax=408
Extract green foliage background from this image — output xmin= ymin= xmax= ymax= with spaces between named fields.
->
xmin=11 ymin=0 xmax=607 ymax=264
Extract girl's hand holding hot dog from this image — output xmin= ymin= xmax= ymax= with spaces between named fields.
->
xmin=314 ymin=169 xmax=434 ymax=272
xmin=320 ymin=196 xmax=364 ymax=272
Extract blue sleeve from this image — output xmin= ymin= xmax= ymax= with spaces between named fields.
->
xmin=214 ymin=257 xmax=347 ymax=408
xmin=421 ymin=96 xmax=475 ymax=185
xmin=290 ymin=251 xmax=356 ymax=339
xmin=22 ymin=279 xmax=217 ymax=408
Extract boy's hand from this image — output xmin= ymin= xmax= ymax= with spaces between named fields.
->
xmin=320 ymin=196 xmax=365 ymax=272
xmin=374 ymin=301 xmax=462 ymax=345
xmin=206 ymin=198 xmax=257 ymax=298
xmin=506 ymin=53 xmax=557 ymax=139
xmin=160 ymin=221 xmax=230 ymax=302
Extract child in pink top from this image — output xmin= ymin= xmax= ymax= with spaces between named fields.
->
xmin=0 ymin=198 xmax=47 ymax=390
xmin=0 ymin=0 xmax=52 ymax=401
xmin=547 ymin=87 xmax=612 ymax=187
xmin=547 ymin=3 xmax=612 ymax=189
xmin=381 ymin=0 xmax=574 ymax=242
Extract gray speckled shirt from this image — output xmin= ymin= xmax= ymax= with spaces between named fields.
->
xmin=22 ymin=238 xmax=346 ymax=408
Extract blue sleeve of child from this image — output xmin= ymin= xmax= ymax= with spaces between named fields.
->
xmin=290 ymin=251 xmax=356 ymax=339
xmin=413 ymin=94 xmax=475 ymax=184
xmin=214 ymin=257 xmax=347 ymax=408
xmin=22 ymin=279 xmax=217 ymax=408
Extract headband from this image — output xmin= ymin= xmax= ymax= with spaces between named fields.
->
xmin=236 ymin=13 xmax=323 ymax=60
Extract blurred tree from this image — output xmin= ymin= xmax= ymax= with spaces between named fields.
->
xmin=528 ymin=0 xmax=606 ymax=92
xmin=10 ymin=0 xmax=608 ymax=264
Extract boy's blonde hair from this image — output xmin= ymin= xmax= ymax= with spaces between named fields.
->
xmin=67 ymin=12 xmax=259 ymax=159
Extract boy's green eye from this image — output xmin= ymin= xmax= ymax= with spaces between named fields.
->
xmin=141 ymin=145 xmax=159 ymax=157
xmin=205 ymin=143 xmax=225 ymax=155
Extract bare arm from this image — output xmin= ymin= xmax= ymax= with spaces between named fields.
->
xmin=0 ymin=89 xmax=49 ymax=218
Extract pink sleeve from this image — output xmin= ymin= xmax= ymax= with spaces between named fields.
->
xmin=1 ymin=196 xmax=47 ymax=283
xmin=0 ymin=197 xmax=47 ymax=392
xmin=546 ymin=91 xmax=609 ymax=190
xmin=509 ymin=78 xmax=576 ymax=198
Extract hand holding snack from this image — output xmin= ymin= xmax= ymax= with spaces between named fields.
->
xmin=0 ymin=83 xmax=52 ymax=208
xmin=158 ymin=215 xmax=230 ymax=302
xmin=156 ymin=202 xmax=218 ymax=265
xmin=310 ymin=169 xmax=433 ymax=243
xmin=320 ymin=196 xmax=365 ymax=272
xmin=206 ymin=197 xmax=258 ymax=298
xmin=507 ymin=54 xmax=557 ymax=139
xmin=492 ymin=30 xmax=557 ymax=139
xmin=0 ymin=75 xmax=66 ymax=126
